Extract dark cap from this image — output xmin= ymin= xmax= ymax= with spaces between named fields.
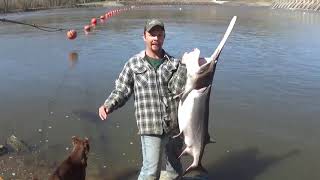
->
xmin=144 ymin=19 xmax=165 ymax=32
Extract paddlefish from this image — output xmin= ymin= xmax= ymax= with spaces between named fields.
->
xmin=176 ymin=16 xmax=237 ymax=174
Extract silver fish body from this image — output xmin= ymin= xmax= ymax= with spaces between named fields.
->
xmin=176 ymin=49 xmax=215 ymax=174
xmin=177 ymin=84 xmax=213 ymax=173
xmin=176 ymin=16 xmax=237 ymax=174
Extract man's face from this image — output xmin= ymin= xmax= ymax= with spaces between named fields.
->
xmin=143 ymin=26 xmax=165 ymax=53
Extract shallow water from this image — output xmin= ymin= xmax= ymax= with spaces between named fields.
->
xmin=0 ymin=5 xmax=320 ymax=180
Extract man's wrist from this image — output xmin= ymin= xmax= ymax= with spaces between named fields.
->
xmin=103 ymin=101 xmax=113 ymax=113
xmin=102 ymin=104 xmax=108 ymax=109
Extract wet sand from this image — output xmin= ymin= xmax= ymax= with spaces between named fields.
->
xmin=0 ymin=153 xmax=51 ymax=179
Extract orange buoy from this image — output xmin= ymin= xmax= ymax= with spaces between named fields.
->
xmin=67 ymin=29 xmax=77 ymax=40
xmin=100 ymin=15 xmax=106 ymax=20
xmin=84 ymin=25 xmax=91 ymax=32
xmin=91 ymin=18 xmax=97 ymax=25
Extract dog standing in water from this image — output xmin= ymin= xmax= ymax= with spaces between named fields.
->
xmin=49 ymin=136 xmax=90 ymax=180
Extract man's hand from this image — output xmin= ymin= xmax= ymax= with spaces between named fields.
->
xmin=98 ymin=105 xmax=109 ymax=121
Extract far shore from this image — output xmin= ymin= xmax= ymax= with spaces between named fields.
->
xmin=0 ymin=0 xmax=272 ymax=14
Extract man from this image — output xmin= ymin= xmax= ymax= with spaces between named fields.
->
xmin=98 ymin=19 xmax=187 ymax=180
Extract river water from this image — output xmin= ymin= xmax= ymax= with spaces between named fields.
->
xmin=0 ymin=5 xmax=319 ymax=180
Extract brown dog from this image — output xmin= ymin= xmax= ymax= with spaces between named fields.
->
xmin=49 ymin=136 xmax=90 ymax=180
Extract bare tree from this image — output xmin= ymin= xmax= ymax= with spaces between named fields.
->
xmin=16 ymin=0 xmax=32 ymax=11
xmin=3 ymin=0 xmax=9 ymax=13
xmin=0 ymin=0 xmax=98 ymax=13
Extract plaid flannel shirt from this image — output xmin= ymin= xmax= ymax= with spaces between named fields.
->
xmin=104 ymin=50 xmax=187 ymax=135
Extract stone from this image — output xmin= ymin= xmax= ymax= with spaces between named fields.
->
xmin=6 ymin=135 xmax=30 ymax=153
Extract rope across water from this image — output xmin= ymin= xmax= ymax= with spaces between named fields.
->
xmin=0 ymin=6 xmax=133 ymax=40
xmin=0 ymin=18 xmax=68 ymax=32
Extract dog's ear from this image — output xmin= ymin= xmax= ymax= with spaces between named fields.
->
xmin=84 ymin=137 xmax=89 ymax=142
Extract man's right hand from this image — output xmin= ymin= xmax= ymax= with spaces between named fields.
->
xmin=98 ymin=105 xmax=109 ymax=121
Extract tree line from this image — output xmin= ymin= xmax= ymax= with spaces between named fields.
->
xmin=0 ymin=0 xmax=104 ymax=13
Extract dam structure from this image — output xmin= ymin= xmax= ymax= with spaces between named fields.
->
xmin=271 ymin=0 xmax=320 ymax=11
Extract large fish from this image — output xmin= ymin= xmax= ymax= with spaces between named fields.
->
xmin=176 ymin=16 xmax=237 ymax=174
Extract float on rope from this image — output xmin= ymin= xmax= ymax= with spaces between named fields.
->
xmin=84 ymin=25 xmax=91 ymax=33
xmin=70 ymin=7 xmax=130 ymax=39
xmin=1 ymin=7 xmax=133 ymax=41
xmin=91 ymin=18 xmax=97 ymax=26
xmin=66 ymin=29 xmax=77 ymax=40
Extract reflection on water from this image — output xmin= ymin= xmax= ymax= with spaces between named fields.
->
xmin=0 ymin=5 xmax=320 ymax=180
xmin=71 ymin=109 xmax=100 ymax=124
xmin=68 ymin=51 xmax=79 ymax=68
xmin=270 ymin=9 xmax=320 ymax=25
xmin=207 ymin=148 xmax=301 ymax=180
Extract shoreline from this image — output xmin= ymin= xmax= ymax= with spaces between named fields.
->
xmin=76 ymin=1 xmax=124 ymax=7
xmin=0 ymin=0 xmax=272 ymax=14
xmin=77 ymin=0 xmax=272 ymax=8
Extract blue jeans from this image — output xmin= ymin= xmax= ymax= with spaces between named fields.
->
xmin=138 ymin=134 xmax=183 ymax=180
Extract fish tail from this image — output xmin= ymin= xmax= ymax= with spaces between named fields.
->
xmin=206 ymin=138 xmax=216 ymax=145
xmin=172 ymin=132 xmax=183 ymax=139
xmin=208 ymin=138 xmax=216 ymax=144
xmin=183 ymin=163 xmax=208 ymax=176
xmin=173 ymin=92 xmax=183 ymax=99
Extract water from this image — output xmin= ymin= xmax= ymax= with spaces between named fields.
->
xmin=0 ymin=5 xmax=320 ymax=180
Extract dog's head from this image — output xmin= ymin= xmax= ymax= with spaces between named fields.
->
xmin=71 ymin=136 xmax=90 ymax=166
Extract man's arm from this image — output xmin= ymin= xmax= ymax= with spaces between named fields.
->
xmin=100 ymin=62 xmax=134 ymax=120
xmin=168 ymin=61 xmax=187 ymax=95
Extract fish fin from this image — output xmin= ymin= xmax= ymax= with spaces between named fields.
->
xmin=197 ymin=61 xmax=212 ymax=74
xmin=173 ymin=88 xmax=190 ymax=104
xmin=173 ymin=91 xmax=184 ymax=99
xmin=173 ymin=92 xmax=183 ymax=99
xmin=177 ymin=148 xmax=189 ymax=159
xmin=180 ymin=88 xmax=192 ymax=103
xmin=172 ymin=132 xmax=183 ymax=139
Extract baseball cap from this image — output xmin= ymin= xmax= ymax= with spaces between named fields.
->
xmin=144 ymin=19 xmax=165 ymax=32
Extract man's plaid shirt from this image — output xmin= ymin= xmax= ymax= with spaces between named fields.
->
xmin=104 ymin=50 xmax=187 ymax=135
